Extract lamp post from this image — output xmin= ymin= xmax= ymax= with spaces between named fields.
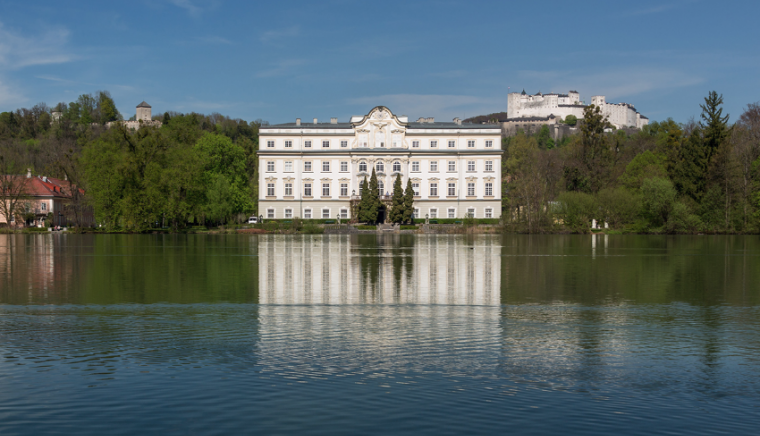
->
xmin=337 ymin=213 xmax=340 ymax=225
xmin=259 ymin=215 xmax=263 ymax=225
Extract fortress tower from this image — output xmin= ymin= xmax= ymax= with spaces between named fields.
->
xmin=136 ymin=101 xmax=152 ymax=122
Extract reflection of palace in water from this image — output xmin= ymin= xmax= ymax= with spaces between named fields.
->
xmin=258 ymin=234 xmax=500 ymax=305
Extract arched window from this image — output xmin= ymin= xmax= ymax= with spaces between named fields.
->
xmin=359 ymin=161 xmax=367 ymax=172
xmin=376 ymin=161 xmax=384 ymax=173
xmin=392 ymin=161 xmax=401 ymax=172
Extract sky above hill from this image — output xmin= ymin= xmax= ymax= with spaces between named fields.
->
xmin=0 ymin=0 xmax=758 ymax=125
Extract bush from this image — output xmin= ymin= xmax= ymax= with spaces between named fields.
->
xmin=301 ymin=222 xmax=324 ymax=234
xmin=400 ymin=225 xmax=418 ymax=230
xmin=23 ymin=227 xmax=49 ymax=233
xmin=557 ymin=191 xmax=596 ymax=233
xmin=356 ymin=225 xmax=376 ymax=230
xmin=641 ymin=177 xmax=676 ymax=227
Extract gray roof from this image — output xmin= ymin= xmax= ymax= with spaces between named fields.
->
xmin=137 ymin=101 xmax=151 ymax=108
xmin=265 ymin=121 xmax=498 ymax=130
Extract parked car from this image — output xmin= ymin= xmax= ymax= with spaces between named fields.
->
xmin=247 ymin=216 xmax=258 ymax=224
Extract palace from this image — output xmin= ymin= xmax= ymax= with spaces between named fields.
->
xmin=257 ymin=106 xmax=503 ymax=221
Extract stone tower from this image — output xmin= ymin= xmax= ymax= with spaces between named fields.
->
xmin=136 ymin=101 xmax=152 ymax=121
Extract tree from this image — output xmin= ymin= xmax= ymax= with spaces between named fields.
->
xmin=564 ymin=115 xmax=578 ymax=126
xmin=564 ymin=105 xmax=611 ymax=193
xmin=366 ymin=168 xmax=380 ymax=223
xmin=388 ymin=174 xmax=405 ymax=223
xmin=403 ymin=178 xmax=415 ymax=223
xmin=618 ymin=151 xmax=669 ymax=190
xmin=641 ymin=177 xmax=677 ymax=227
xmin=358 ymin=176 xmax=371 ymax=223
xmin=537 ymin=124 xmax=555 ymax=149
xmin=700 ymin=91 xmax=730 ymax=166
xmin=0 ymin=161 xmax=30 ymax=228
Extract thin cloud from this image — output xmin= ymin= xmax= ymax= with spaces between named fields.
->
xmin=260 ymin=26 xmax=300 ymax=43
xmin=347 ymin=94 xmax=502 ymax=120
xmin=0 ymin=22 xmax=75 ymax=69
xmin=517 ymin=67 xmax=704 ymax=101
xmin=168 ymin=0 xmax=202 ymax=17
xmin=255 ymin=59 xmax=307 ymax=78
xmin=35 ymin=75 xmax=137 ymax=92
xmin=0 ymin=78 xmax=26 ymax=107
xmin=196 ymin=36 xmax=233 ymax=45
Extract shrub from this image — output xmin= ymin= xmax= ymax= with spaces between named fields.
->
xmin=301 ymin=222 xmax=324 ymax=234
xmin=356 ymin=225 xmax=376 ymax=230
xmin=400 ymin=225 xmax=418 ymax=230
xmin=557 ymin=191 xmax=596 ymax=233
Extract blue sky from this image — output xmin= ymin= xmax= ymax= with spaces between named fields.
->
xmin=0 ymin=0 xmax=758 ymax=125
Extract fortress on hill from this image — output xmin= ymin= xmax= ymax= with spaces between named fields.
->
xmin=506 ymin=90 xmax=648 ymax=130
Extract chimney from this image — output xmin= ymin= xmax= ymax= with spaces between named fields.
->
xmin=453 ymin=117 xmax=462 ymax=125
xmin=296 ymin=118 xmax=301 ymax=126
xmin=313 ymin=118 xmax=318 ymax=124
xmin=330 ymin=117 xmax=337 ymax=124
xmin=26 ymin=168 xmax=32 ymax=178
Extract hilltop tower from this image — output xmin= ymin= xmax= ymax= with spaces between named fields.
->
xmin=136 ymin=101 xmax=152 ymax=121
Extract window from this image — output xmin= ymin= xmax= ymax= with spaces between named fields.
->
xmin=340 ymin=209 xmax=348 ymax=219
xmin=448 ymin=140 xmax=456 ymax=148
xmin=378 ymin=181 xmax=384 ymax=195
xmin=376 ymin=161 xmax=384 ymax=173
xmin=322 ymin=183 xmax=330 ymax=196
xmin=467 ymin=140 xmax=475 ymax=148
xmin=448 ymin=182 xmax=456 ymax=196
xmin=322 ymin=161 xmax=330 ymax=172
xmin=393 ymin=161 xmax=401 ymax=172
xmin=467 ymin=208 xmax=475 ymax=218
xmin=430 ymin=209 xmax=438 ymax=219
xmin=304 ymin=140 xmax=312 ymax=148
xmin=322 ymin=208 xmax=330 ymax=219
xmin=448 ymin=161 xmax=456 ymax=172
xmin=41 ymin=203 xmax=46 ymax=211
xmin=285 ymin=208 xmax=293 ymax=218
xmin=412 ymin=140 xmax=420 ymax=148
xmin=430 ymin=140 xmax=438 ymax=148
xmin=467 ymin=161 xmax=475 ymax=172
xmin=267 ymin=183 xmax=275 ymax=196
xmin=340 ymin=140 xmax=348 ymax=148
xmin=486 ymin=140 xmax=493 ymax=148
xmin=359 ymin=161 xmax=368 ymax=172
xmin=413 ymin=208 xmax=420 ymax=218
xmin=267 ymin=161 xmax=275 ymax=172
xmin=430 ymin=183 xmax=438 ymax=196
xmin=285 ymin=183 xmax=293 ymax=196
xmin=267 ymin=140 xmax=274 ymax=148
xmin=322 ymin=140 xmax=330 ymax=148
xmin=485 ymin=160 xmax=493 ymax=171
xmin=430 ymin=161 xmax=438 ymax=172
xmin=340 ymin=183 xmax=348 ymax=197
xmin=467 ymin=182 xmax=475 ymax=196
xmin=285 ymin=140 xmax=293 ymax=148
xmin=304 ymin=209 xmax=312 ymax=219
xmin=304 ymin=161 xmax=312 ymax=172
xmin=411 ymin=161 xmax=420 ymax=172
xmin=485 ymin=182 xmax=493 ymax=196
xmin=340 ymin=161 xmax=348 ymax=172
xmin=304 ymin=183 xmax=312 ymax=197
xmin=412 ymin=182 xmax=420 ymax=196
xmin=284 ymin=161 xmax=293 ymax=172
xmin=448 ymin=208 xmax=456 ymax=218
xmin=267 ymin=209 xmax=275 ymax=218
xmin=485 ymin=208 xmax=493 ymax=218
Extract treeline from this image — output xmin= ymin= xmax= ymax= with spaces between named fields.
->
xmin=0 ymin=92 xmax=260 ymax=230
xmin=504 ymin=92 xmax=760 ymax=233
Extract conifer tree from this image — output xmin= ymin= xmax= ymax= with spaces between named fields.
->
xmin=358 ymin=176 xmax=371 ymax=223
xmin=700 ymin=91 xmax=730 ymax=165
xmin=366 ymin=170 xmax=379 ymax=223
xmin=403 ymin=178 xmax=415 ymax=223
xmin=388 ymin=174 xmax=405 ymax=223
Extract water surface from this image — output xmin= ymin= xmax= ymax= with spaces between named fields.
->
xmin=1 ymin=234 xmax=759 ymax=435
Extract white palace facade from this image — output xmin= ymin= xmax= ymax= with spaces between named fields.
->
xmin=258 ymin=106 xmax=503 ymax=221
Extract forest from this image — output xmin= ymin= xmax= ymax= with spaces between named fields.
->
xmin=0 ymin=91 xmax=260 ymax=231
xmin=1 ymin=90 xmax=759 ymax=233
xmin=502 ymin=92 xmax=760 ymax=233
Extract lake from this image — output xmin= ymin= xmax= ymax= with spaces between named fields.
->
xmin=1 ymin=234 xmax=759 ymax=435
